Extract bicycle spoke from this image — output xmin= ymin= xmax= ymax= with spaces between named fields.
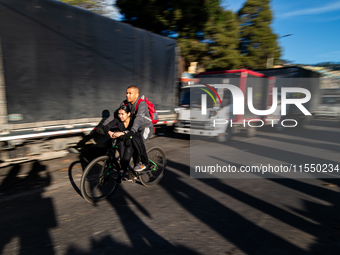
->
xmin=139 ymin=147 xmax=166 ymax=187
xmin=81 ymin=155 xmax=119 ymax=203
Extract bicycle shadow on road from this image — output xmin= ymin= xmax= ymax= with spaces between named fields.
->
xmin=109 ymin=187 xmax=198 ymax=253
xmin=64 ymin=185 xmax=199 ymax=254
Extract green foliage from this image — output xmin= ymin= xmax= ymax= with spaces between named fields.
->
xmin=204 ymin=8 xmax=240 ymax=70
xmin=116 ymin=0 xmax=212 ymax=69
xmin=115 ymin=0 xmax=209 ymax=39
xmin=177 ymin=38 xmax=208 ymax=69
xmin=237 ymin=0 xmax=281 ymax=69
xmin=62 ymin=0 xmax=281 ymax=72
xmin=116 ymin=0 xmax=240 ymax=70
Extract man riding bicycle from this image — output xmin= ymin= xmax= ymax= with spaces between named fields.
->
xmin=97 ymin=85 xmax=153 ymax=174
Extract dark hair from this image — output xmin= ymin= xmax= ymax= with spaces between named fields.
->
xmin=118 ymin=105 xmax=131 ymax=114
xmin=127 ymin=85 xmax=139 ymax=93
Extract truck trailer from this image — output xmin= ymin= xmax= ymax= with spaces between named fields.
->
xmin=0 ymin=0 xmax=178 ymax=167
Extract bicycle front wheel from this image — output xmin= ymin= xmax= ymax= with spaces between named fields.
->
xmin=80 ymin=155 xmax=118 ymax=204
xmin=139 ymin=147 xmax=166 ymax=187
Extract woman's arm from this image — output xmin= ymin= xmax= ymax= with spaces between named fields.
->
xmin=112 ymin=131 xmax=125 ymax=137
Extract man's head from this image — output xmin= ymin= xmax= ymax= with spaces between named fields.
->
xmin=126 ymin=85 xmax=139 ymax=104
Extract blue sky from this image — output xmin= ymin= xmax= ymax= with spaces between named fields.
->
xmin=223 ymin=0 xmax=340 ymax=65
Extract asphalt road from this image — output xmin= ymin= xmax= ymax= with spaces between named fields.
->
xmin=0 ymin=120 xmax=339 ymax=255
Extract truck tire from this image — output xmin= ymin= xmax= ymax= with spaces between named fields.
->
xmin=298 ymin=116 xmax=311 ymax=129
xmin=245 ymin=125 xmax=256 ymax=138
xmin=216 ymin=126 xmax=232 ymax=143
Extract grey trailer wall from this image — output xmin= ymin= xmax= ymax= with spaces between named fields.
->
xmin=0 ymin=0 xmax=177 ymax=126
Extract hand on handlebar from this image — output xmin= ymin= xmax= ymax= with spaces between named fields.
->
xmin=115 ymin=132 xmax=125 ymax=137
xmin=108 ymin=131 xmax=125 ymax=139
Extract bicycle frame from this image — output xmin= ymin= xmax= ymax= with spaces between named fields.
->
xmin=80 ymin=140 xmax=166 ymax=203
xmin=101 ymin=139 xmax=158 ymax=181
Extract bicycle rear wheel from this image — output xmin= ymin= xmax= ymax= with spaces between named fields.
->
xmin=80 ymin=155 xmax=118 ymax=204
xmin=139 ymin=147 xmax=166 ymax=187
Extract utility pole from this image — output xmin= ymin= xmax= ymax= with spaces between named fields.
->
xmin=267 ymin=34 xmax=293 ymax=69
xmin=0 ymin=36 xmax=8 ymax=132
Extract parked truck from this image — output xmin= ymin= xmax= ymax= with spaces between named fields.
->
xmin=0 ymin=0 xmax=178 ymax=167
xmin=174 ymin=69 xmax=278 ymax=142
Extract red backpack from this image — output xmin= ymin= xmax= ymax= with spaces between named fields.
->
xmin=136 ymin=96 xmax=159 ymax=125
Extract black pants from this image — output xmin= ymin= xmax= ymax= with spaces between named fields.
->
xmin=118 ymin=143 xmax=134 ymax=171
xmin=118 ymin=138 xmax=148 ymax=171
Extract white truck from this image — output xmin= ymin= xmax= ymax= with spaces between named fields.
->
xmin=174 ymin=69 xmax=278 ymax=142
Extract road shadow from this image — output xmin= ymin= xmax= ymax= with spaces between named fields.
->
xmin=162 ymin=161 xmax=310 ymax=254
xmin=108 ymin=187 xmax=198 ymax=254
xmin=0 ymin=161 xmax=52 ymax=197
xmin=310 ymin=119 xmax=340 ymax=128
xmin=0 ymin=161 xmax=57 ymax=254
xmin=157 ymin=131 xmax=190 ymax=141
xmin=222 ymin=139 xmax=340 ymax=179
xmin=64 ymin=234 xmax=198 ymax=255
xmin=166 ymin=159 xmax=340 ymax=254
xmin=65 ymin=185 xmax=199 ymax=254
xmin=256 ymin=133 xmax=340 ymax=153
xmin=264 ymin=124 xmax=340 ymax=144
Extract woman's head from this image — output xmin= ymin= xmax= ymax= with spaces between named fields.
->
xmin=118 ymin=105 xmax=131 ymax=122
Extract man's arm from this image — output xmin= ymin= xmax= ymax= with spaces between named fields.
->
xmin=102 ymin=118 xmax=119 ymax=134
xmin=102 ymin=113 xmax=115 ymax=127
xmin=131 ymin=100 xmax=150 ymax=133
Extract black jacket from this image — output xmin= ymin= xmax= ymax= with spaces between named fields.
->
xmin=108 ymin=119 xmax=148 ymax=164
xmin=102 ymin=96 xmax=153 ymax=134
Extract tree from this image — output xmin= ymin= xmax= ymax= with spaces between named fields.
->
xmin=116 ymin=0 xmax=214 ymax=70
xmin=116 ymin=0 xmax=240 ymax=71
xmin=203 ymin=8 xmax=240 ymax=70
xmin=237 ymin=0 xmax=281 ymax=69
xmin=115 ymin=0 xmax=209 ymax=39
xmin=177 ymin=38 xmax=208 ymax=70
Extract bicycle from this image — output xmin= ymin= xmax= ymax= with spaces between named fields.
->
xmin=80 ymin=139 xmax=166 ymax=204
xmin=68 ymin=144 xmax=108 ymax=197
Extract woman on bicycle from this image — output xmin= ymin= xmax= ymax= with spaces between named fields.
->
xmin=109 ymin=105 xmax=149 ymax=183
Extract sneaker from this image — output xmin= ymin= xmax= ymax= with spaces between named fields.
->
xmin=134 ymin=163 xmax=146 ymax=172
xmin=124 ymin=171 xmax=137 ymax=182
